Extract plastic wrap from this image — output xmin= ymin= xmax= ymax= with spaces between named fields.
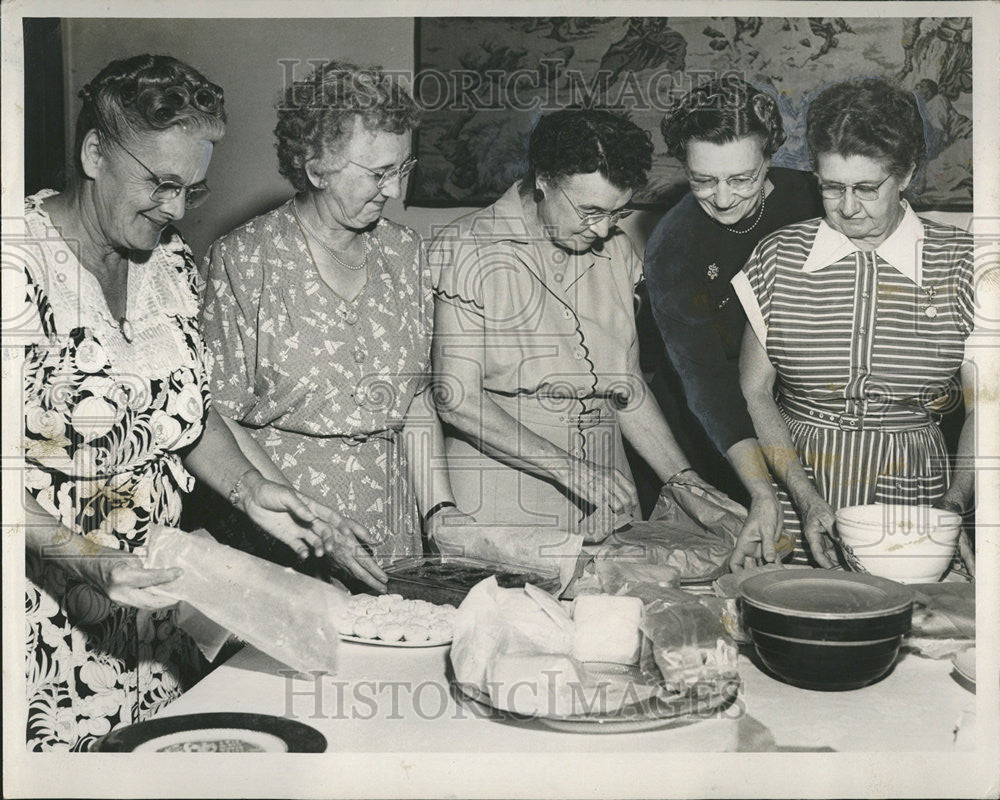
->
xmin=449 ymin=577 xmax=575 ymax=695
xmin=144 ymin=526 xmax=346 ymax=676
xmin=640 ymin=597 xmax=738 ymax=690
xmin=592 ymin=559 xmax=683 ymax=605
xmin=450 ymin=580 xmax=646 ymax=716
xmin=432 ymin=523 xmax=583 ymax=592
xmin=597 ymin=483 xmax=747 ymax=583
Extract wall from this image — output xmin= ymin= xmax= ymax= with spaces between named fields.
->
xmin=61 ymin=16 xmax=663 ymax=264
xmin=61 ymin=17 xmax=969 ymax=264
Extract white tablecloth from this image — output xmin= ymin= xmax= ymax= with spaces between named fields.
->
xmin=156 ymin=642 xmax=976 ymax=753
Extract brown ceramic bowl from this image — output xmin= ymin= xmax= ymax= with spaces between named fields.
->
xmin=739 ymin=570 xmax=913 ymax=691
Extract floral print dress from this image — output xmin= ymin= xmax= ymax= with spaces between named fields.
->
xmin=200 ymin=202 xmax=432 ymax=564
xmin=22 ymin=191 xmax=210 ymax=751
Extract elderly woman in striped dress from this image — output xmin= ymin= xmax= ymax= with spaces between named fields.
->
xmin=733 ymin=78 xmax=976 ymax=573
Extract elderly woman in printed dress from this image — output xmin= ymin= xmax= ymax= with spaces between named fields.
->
xmin=431 ymin=110 xmax=728 ymax=542
xmin=22 ymin=55 xmax=348 ymax=752
xmin=734 ymin=78 xmax=976 ymax=573
xmin=201 ymin=61 xmax=468 ymax=592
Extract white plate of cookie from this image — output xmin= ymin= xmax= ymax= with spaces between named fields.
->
xmin=340 ymin=593 xmax=456 ymax=647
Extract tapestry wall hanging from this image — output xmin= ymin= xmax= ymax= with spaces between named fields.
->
xmin=408 ymin=16 xmax=972 ymax=209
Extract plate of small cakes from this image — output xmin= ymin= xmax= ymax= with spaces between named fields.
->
xmin=340 ymin=593 xmax=456 ymax=647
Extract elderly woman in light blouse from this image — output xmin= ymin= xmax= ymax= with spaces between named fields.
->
xmin=201 ymin=61 xmax=469 ymax=591
xmin=431 ymin=109 xmax=730 ymax=543
xmin=734 ymin=78 xmax=976 ymax=573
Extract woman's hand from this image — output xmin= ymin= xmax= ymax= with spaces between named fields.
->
xmin=934 ymin=497 xmax=975 ymax=579
xmin=580 ymin=504 xmax=618 ymax=543
xmin=313 ymin=506 xmax=389 ymax=594
xmin=238 ymin=470 xmax=329 ymax=559
xmin=957 ymin=528 xmax=975 ymax=578
xmin=568 ymin=460 xmax=638 ymax=517
xmin=71 ymin=551 xmax=183 ymax=611
xmin=729 ymin=492 xmax=784 ymax=571
xmin=800 ymin=495 xmax=838 ymax=568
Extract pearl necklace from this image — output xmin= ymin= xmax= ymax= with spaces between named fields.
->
xmin=719 ymin=187 xmax=767 ymax=235
xmin=293 ymin=202 xmax=369 ymax=271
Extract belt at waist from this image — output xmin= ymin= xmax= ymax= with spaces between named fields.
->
xmin=781 ymin=403 xmax=935 ymax=433
xmin=489 ymin=392 xmax=616 ymax=429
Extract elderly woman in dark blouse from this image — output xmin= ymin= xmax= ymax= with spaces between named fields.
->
xmin=642 ymin=77 xmax=823 ymax=569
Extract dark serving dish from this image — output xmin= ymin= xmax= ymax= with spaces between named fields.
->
xmin=385 ymin=555 xmax=560 ymax=606
xmin=739 ymin=571 xmax=913 ymax=691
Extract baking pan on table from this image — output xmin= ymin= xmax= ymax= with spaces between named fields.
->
xmin=385 ymin=554 xmax=561 ymax=606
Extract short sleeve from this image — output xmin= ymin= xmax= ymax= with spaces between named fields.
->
xmin=955 ymin=240 xmax=975 ymax=339
xmin=622 ymin=230 xmax=644 ymax=289
xmin=732 ymin=237 xmax=776 ymax=349
xmin=411 ymin=236 xmax=435 ymax=396
xmin=22 ymin=267 xmax=54 ymax=347
xmin=429 ymin=223 xmax=487 ymax=328
xmin=956 ymin=235 xmax=982 ymax=363
xmin=199 ymin=234 xmax=261 ymax=420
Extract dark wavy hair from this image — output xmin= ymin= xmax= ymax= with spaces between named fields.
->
xmin=660 ymin=76 xmax=786 ymax=161
xmin=74 ymin=54 xmax=226 ymax=172
xmin=274 ymin=61 xmax=420 ymax=192
xmin=806 ymin=78 xmax=926 ymax=177
xmin=526 ymin=110 xmax=654 ymax=191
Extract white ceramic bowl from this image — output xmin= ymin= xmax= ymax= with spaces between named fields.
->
xmin=835 ymin=504 xmax=962 ymax=584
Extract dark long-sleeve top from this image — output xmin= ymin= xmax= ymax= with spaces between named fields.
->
xmin=642 ymin=167 xmax=823 ymax=455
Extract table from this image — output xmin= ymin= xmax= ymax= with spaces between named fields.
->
xmin=157 ymin=641 xmax=976 ymax=753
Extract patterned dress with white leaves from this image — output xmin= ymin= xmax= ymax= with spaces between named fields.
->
xmin=22 ymin=191 xmax=210 ymax=751
xmin=200 ymin=202 xmax=432 ymax=563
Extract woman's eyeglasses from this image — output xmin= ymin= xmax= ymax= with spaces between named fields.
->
xmin=557 ymin=185 xmax=634 ymax=227
xmin=116 ymin=142 xmax=210 ymax=209
xmin=687 ymin=160 xmax=766 ymax=196
xmin=348 ymin=156 xmax=418 ymax=190
xmin=816 ymin=173 xmax=892 ymax=202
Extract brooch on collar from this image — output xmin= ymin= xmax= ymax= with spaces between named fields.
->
xmin=707 ymin=263 xmax=719 ymax=281
xmin=922 ymin=284 xmax=938 ymax=318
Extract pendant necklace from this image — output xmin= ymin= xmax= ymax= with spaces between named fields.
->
xmin=719 ymin=187 xmax=767 ymax=235
xmin=293 ymin=202 xmax=368 ymax=271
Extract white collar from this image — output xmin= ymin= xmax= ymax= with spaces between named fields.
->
xmin=803 ymin=201 xmax=925 ymax=284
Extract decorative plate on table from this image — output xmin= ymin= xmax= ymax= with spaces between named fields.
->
xmin=340 ymin=633 xmax=452 ymax=648
xmin=953 ymin=648 xmax=976 ymax=685
xmin=456 ymin=662 xmax=739 ymax=735
xmin=89 ymin=713 xmax=326 ymax=752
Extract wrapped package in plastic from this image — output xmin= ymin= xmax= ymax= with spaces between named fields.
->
xmin=640 ymin=596 xmax=739 ymax=691
xmin=432 ymin=522 xmax=583 ymax=592
xmin=451 ymin=579 xmax=641 ymax=716
xmin=908 ymin=582 xmax=975 ymax=639
xmin=595 ymin=483 xmax=746 ymax=583
xmin=591 ymin=558 xmax=683 ymax=605
xmin=144 ymin=526 xmax=346 ymax=676
xmin=904 ymin=582 xmax=975 ymax=659
xmin=713 ymin=564 xmax=812 ymax=643
xmin=450 ymin=577 xmax=575 ymax=695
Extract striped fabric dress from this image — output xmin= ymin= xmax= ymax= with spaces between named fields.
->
xmin=732 ymin=206 xmax=974 ymax=564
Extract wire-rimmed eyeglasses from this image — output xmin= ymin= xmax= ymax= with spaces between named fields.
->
xmin=816 ymin=173 xmax=893 ymax=202
xmin=557 ymin=184 xmax=634 ymax=227
xmin=686 ymin=159 xmax=767 ymax=196
xmin=115 ymin=142 xmax=210 ymax=209
xmin=348 ymin=156 xmax=418 ymax=190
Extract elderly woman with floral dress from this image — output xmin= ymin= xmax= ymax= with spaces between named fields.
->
xmin=200 ymin=61 xmax=468 ymax=591
xmin=23 ymin=55 xmax=344 ymax=752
